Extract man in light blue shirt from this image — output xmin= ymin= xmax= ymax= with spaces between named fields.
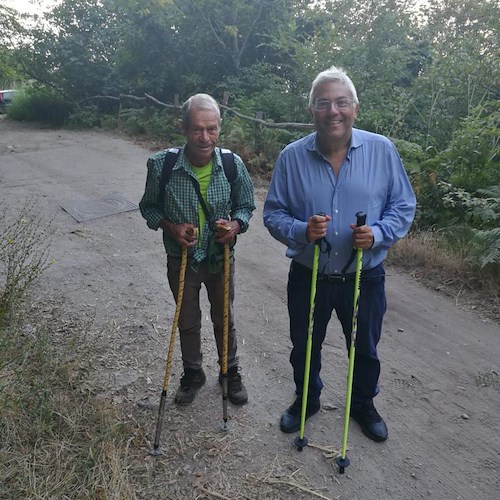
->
xmin=263 ymin=66 xmax=416 ymax=442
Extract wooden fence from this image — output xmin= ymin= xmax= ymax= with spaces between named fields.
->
xmin=83 ymin=92 xmax=314 ymax=132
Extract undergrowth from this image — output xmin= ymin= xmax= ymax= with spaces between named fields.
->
xmin=0 ymin=200 xmax=139 ymax=498
xmin=387 ymin=229 xmax=500 ymax=323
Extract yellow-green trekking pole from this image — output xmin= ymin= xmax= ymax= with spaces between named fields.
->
xmin=294 ymin=218 xmax=323 ymax=452
xmin=336 ymin=211 xmax=366 ymax=473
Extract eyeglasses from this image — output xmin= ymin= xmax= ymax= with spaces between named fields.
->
xmin=312 ymin=98 xmax=355 ymax=111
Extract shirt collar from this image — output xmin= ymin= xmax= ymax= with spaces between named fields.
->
xmin=306 ymin=128 xmax=364 ymax=156
xmin=177 ymin=145 xmax=222 ymax=172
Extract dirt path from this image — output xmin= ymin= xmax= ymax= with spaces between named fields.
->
xmin=1 ymin=119 xmax=499 ymax=499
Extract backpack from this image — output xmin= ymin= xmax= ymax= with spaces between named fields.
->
xmin=158 ymin=147 xmax=236 ymax=208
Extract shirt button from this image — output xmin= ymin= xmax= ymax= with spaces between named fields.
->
xmin=334 ymin=209 xmax=339 ymax=214
xmin=335 ymin=232 xmax=339 ymax=236
xmin=334 ymin=252 xmax=338 ymax=256
xmin=334 ymin=269 xmax=339 ymax=273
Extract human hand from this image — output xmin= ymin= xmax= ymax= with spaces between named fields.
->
xmin=214 ymin=219 xmax=238 ymax=244
xmin=165 ymin=222 xmax=198 ymax=247
xmin=350 ymin=223 xmax=374 ymax=249
xmin=306 ymin=213 xmax=331 ymax=242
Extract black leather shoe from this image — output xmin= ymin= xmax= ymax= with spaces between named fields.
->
xmin=280 ymin=397 xmax=320 ymax=433
xmin=351 ymin=400 xmax=388 ymax=442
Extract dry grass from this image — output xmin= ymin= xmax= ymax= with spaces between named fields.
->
xmin=387 ymin=230 xmax=500 ymax=324
xmin=2 ymin=301 xmax=334 ymax=499
xmin=0 ymin=304 xmax=140 ymax=499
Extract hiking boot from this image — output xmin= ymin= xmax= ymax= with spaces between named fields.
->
xmin=280 ymin=397 xmax=321 ymax=433
xmin=351 ymin=400 xmax=388 ymax=442
xmin=174 ymin=367 xmax=206 ymax=405
xmin=219 ymin=366 xmax=248 ymax=405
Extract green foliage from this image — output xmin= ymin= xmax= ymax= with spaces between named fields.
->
xmin=440 ymin=183 xmax=499 ymax=230
xmin=406 ymin=97 xmax=499 ymax=230
xmin=220 ymin=113 xmax=302 ymax=176
xmin=66 ymin=106 xmax=102 ymax=129
xmin=15 ymin=0 xmax=121 ymax=100
xmin=3 ymin=0 xmax=499 ymax=270
xmin=467 ymin=227 xmax=500 ymax=270
xmin=221 ymin=62 xmax=309 ymax=123
xmin=410 ymin=0 xmax=499 ymax=148
xmin=6 ymin=86 xmax=74 ymax=126
xmin=120 ymin=107 xmax=181 ymax=140
xmin=441 ymin=100 xmax=499 ymax=191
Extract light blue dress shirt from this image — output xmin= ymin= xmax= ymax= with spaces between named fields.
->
xmin=263 ymin=129 xmax=416 ymax=274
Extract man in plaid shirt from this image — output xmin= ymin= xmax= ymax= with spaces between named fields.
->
xmin=140 ymin=93 xmax=255 ymax=405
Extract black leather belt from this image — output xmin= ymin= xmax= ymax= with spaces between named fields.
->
xmin=291 ymin=260 xmax=379 ymax=283
xmin=317 ymin=272 xmax=357 ymax=283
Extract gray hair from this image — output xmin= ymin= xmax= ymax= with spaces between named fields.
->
xmin=308 ymin=66 xmax=359 ymax=108
xmin=181 ymin=93 xmax=221 ymax=128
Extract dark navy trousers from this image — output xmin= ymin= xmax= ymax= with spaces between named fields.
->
xmin=287 ymin=261 xmax=387 ymax=405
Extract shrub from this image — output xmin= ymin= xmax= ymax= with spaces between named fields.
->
xmin=6 ymin=87 xmax=74 ymax=126
xmin=0 ymin=198 xmax=53 ymax=326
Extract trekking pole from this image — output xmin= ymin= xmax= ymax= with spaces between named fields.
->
xmin=336 ymin=211 xmax=366 ymax=473
xmin=215 ymin=223 xmax=232 ymax=431
xmin=294 ymin=214 xmax=323 ymax=452
xmin=149 ymin=245 xmax=189 ymax=456
xmin=220 ymin=238 xmax=230 ymax=431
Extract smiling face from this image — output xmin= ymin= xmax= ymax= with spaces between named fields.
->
xmin=183 ymin=107 xmax=221 ymax=167
xmin=310 ymin=80 xmax=359 ymax=151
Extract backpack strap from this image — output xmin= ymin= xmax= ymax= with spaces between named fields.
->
xmin=158 ymin=147 xmax=180 ymax=209
xmin=219 ymin=148 xmax=237 ymax=184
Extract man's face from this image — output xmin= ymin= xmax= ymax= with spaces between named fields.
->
xmin=310 ymin=80 xmax=359 ymax=147
xmin=183 ymin=107 xmax=221 ymax=167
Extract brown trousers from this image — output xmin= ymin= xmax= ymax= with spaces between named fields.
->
xmin=167 ymin=255 xmax=238 ymax=371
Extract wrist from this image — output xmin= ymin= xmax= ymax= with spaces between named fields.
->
xmin=233 ymin=218 xmax=243 ymax=233
xmin=159 ymin=219 xmax=172 ymax=233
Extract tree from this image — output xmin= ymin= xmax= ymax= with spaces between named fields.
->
xmin=0 ymin=3 xmax=23 ymax=85
xmin=410 ymin=0 xmax=500 ymax=148
xmin=16 ymin=0 xmax=120 ymax=99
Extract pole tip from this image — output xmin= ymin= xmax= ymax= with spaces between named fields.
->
xmin=335 ymin=456 xmax=350 ymax=473
xmin=220 ymin=421 xmax=229 ymax=432
xmin=294 ymin=436 xmax=308 ymax=451
xmin=148 ymin=447 xmax=163 ymax=457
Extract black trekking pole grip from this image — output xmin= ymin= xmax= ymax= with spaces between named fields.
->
xmin=355 ymin=211 xmax=366 ymax=227
xmin=315 ymin=212 xmax=327 ymax=246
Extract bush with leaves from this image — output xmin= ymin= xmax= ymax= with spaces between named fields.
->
xmin=0 ymin=199 xmax=53 ymax=326
xmin=6 ymin=86 xmax=74 ymax=126
xmin=441 ymin=100 xmax=499 ymax=192
xmin=438 ymin=183 xmax=499 ymax=271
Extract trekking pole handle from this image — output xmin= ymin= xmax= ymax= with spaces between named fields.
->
xmin=315 ymin=212 xmax=327 ymax=246
xmin=355 ymin=211 xmax=366 ymax=227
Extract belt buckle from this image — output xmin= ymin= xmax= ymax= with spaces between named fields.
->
xmin=327 ymin=274 xmax=346 ymax=283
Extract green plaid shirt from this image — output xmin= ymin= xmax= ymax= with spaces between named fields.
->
xmin=139 ymin=145 xmax=255 ymax=269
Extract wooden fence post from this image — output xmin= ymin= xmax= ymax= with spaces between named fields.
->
xmin=117 ymin=99 xmax=122 ymax=127
xmin=221 ymin=92 xmax=229 ymax=116
xmin=255 ymin=111 xmax=264 ymax=149
xmin=174 ymin=94 xmax=179 ymax=119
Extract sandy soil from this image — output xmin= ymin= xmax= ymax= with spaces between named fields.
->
xmin=1 ymin=119 xmax=499 ymax=499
